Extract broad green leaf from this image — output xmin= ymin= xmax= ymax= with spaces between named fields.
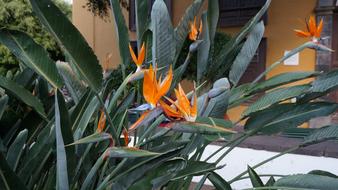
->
xmin=265 ymin=176 xmax=276 ymax=187
xmin=108 ymin=74 xmax=132 ymax=113
xmin=105 ymin=147 xmax=159 ymax=158
xmin=207 ymin=0 xmax=219 ymax=43
xmin=70 ymin=89 xmax=93 ymax=130
xmin=0 ymin=76 xmax=46 ymax=118
xmin=30 ymin=0 xmax=103 ymax=92
xmin=194 ymin=174 xmax=209 ymax=190
xmin=169 ymin=121 xmax=236 ymax=135
xmin=274 ymin=174 xmax=338 ymax=190
xmin=67 ymin=132 xmax=112 ymax=146
xmin=203 ymin=90 xmax=230 ymax=118
xmin=81 ymin=154 xmax=105 ymax=190
xmin=110 ymin=0 xmax=130 ymax=68
xmin=243 ymin=85 xmax=310 ymax=117
xmin=0 ymin=29 xmax=63 ymax=88
xmin=308 ymin=170 xmax=338 ymax=178
xmin=0 ymin=95 xmax=8 ymax=120
xmin=249 ymin=72 xmax=318 ymax=95
xmin=56 ymin=61 xmax=86 ymax=103
xmin=211 ymin=0 xmax=271 ymax=80
xmin=171 ymin=161 xmax=221 ymax=180
xmin=55 ymin=90 xmax=70 ymax=190
xmin=107 ymin=146 xmax=183 ymax=190
xmin=0 ymin=153 xmax=27 ymax=190
xmin=6 ymin=129 xmax=27 ymax=171
xmin=303 ymin=125 xmax=338 ymax=145
xmin=229 ymin=21 xmax=265 ymax=86
xmin=135 ymin=0 xmax=149 ymax=44
xmin=74 ymin=95 xmax=100 ymax=140
xmin=197 ymin=12 xmax=211 ymax=82
xmin=312 ymin=69 xmax=338 ymax=92
xmin=248 ymin=166 xmax=264 ymax=187
xmin=151 ymin=0 xmax=175 ymax=69
xmin=208 ymin=172 xmax=232 ymax=190
xmin=55 ymin=91 xmax=76 ymax=183
xmin=245 ymin=102 xmax=338 ymax=134
xmin=195 ymin=117 xmax=233 ymax=128
xmin=174 ymin=0 xmax=205 ymax=57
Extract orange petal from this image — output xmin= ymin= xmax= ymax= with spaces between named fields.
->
xmin=294 ymin=29 xmax=311 ymax=38
xmin=308 ymin=16 xmax=317 ymax=36
xmin=137 ymin=43 xmax=146 ymax=66
xmin=199 ymin=19 xmax=203 ymax=35
xmin=129 ymin=111 xmax=149 ymax=130
xmin=129 ymin=44 xmax=139 ymax=66
xmin=160 ymin=100 xmax=182 ymax=118
xmin=123 ymin=129 xmax=129 ymax=146
xmin=155 ymin=65 xmax=173 ymax=103
xmin=143 ymin=65 xmax=157 ymax=106
xmin=165 ymin=96 xmax=188 ymax=118
xmin=97 ymin=110 xmax=106 ymax=133
xmin=316 ymin=18 xmax=323 ymax=38
xmin=190 ymin=93 xmax=197 ymax=118
xmin=176 ymin=84 xmax=191 ymax=115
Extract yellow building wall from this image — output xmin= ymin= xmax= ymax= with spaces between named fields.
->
xmin=73 ymin=0 xmax=317 ymax=127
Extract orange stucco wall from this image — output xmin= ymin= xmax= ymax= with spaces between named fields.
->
xmin=73 ymin=0 xmax=317 ymax=127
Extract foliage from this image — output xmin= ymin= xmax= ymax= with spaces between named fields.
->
xmin=0 ymin=0 xmax=337 ymax=190
xmin=0 ymin=0 xmax=71 ymax=75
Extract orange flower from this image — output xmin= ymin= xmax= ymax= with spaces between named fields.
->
xmin=97 ymin=109 xmax=106 ymax=133
xmin=129 ymin=42 xmax=146 ymax=72
xmin=123 ymin=129 xmax=129 ymax=146
xmin=143 ymin=64 xmax=173 ymax=108
xmin=189 ymin=17 xmax=202 ymax=41
xmin=294 ymin=16 xmax=323 ymax=42
xmin=160 ymin=84 xmax=197 ymax=122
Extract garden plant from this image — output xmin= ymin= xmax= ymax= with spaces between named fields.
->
xmin=0 ymin=0 xmax=338 ymax=189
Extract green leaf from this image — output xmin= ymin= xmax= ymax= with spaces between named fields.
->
xmin=169 ymin=121 xmax=236 ymax=135
xmin=172 ymin=161 xmax=221 ymax=180
xmin=108 ymin=74 xmax=132 ymax=113
xmin=229 ymin=21 xmax=265 ymax=85
xmin=245 ymin=102 xmax=338 ymax=134
xmin=151 ymin=0 xmax=175 ymax=69
xmin=6 ymin=129 xmax=27 ymax=171
xmin=303 ymin=124 xmax=338 ymax=145
xmin=249 ymin=72 xmax=318 ymax=95
xmin=0 ymin=29 xmax=63 ymax=88
xmin=274 ymin=174 xmax=338 ymax=190
xmin=105 ymin=147 xmax=160 ymax=158
xmin=243 ymin=85 xmax=310 ymax=117
xmin=174 ymin=0 xmax=205 ymax=56
xmin=312 ymin=69 xmax=338 ymax=92
xmin=56 ymin=61 xmax=86 ymax=103
xmin=265 ymin=176 xmax=276 ymax=187
xmin=30 ymin=0 xmax=103 ymax=92
xmin=0 ymin=76 xmax=46 ymax=118
xmin=248 ymin=166 xmax=264 ymax=187
xmin=197 ymin=12 xmax=211 ymax=82
xmin=0 ymin=95 xmax=8 ymax=120
xmin=55 ymin=91 xmax=76 ymax=183
xmin=308 ymin=170 xmax=338 ymax=178
xmin=110 ymin=0 xmax=130 ymax=68
xmin=81 ymin=154 xmax=105 ymax=190
xmin=211 ymin=0 xmax=271 ymax=80
xmin=194 ymin=174 xmax=209 ymax=190
xmin=67 ymin=132 xmax=112 ymax=146
xmin=207 ymin=0 xmax=219 ymax=43
xmin=208 ymin=172 xmax=232 ymax=190
xmin=135 ymin=0 xmax=149 ymax=44
xmin=0 ymin=153 xmax=27 ymax=190
xmin=55 ymin=89 xmax=70 ymax=190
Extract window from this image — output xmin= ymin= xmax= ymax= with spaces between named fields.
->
xmin=238 ymin=38 xmax=267 ymax=84
xmin=218 ymin=0 xmax=268 ymax=27
xmin=129 ymin=0 xmax=172 ymax=31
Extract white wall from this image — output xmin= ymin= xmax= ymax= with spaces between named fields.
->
xmin=193 ymin=145 xmax=338 ymax=189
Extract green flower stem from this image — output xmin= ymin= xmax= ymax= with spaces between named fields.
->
xmin=229 ymin=145 xmax=300 ymax=184
xmin=253 ymin=42 xmax=312 ymax=84
xmin=234 ymin=174 xmax=285 ymax=182
xmin=96 ymin=93 xmax=120 ymax=146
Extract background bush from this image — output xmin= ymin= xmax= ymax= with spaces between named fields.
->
xmin=0 ymin=0 xmax=71 ymax=75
